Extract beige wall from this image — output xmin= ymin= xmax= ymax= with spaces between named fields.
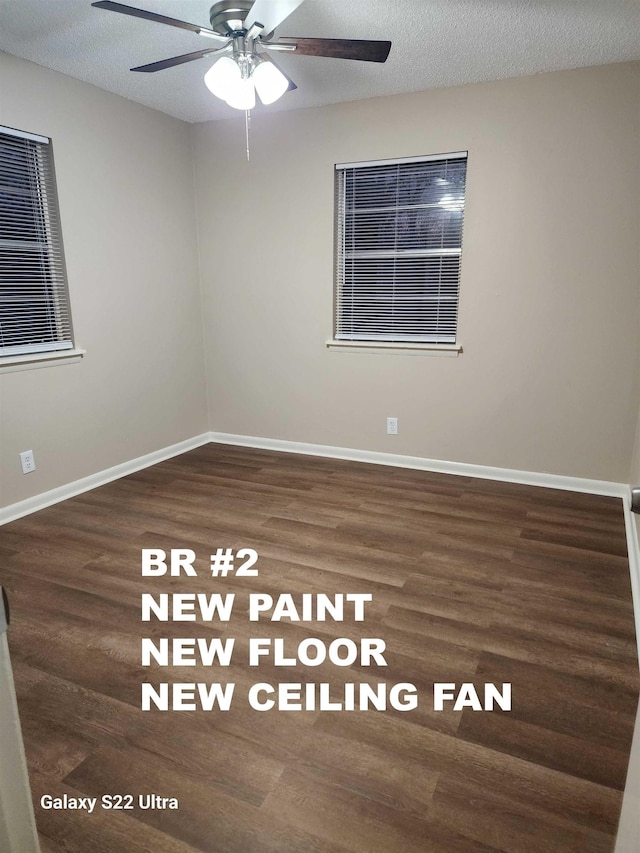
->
xmin=0 ymin=52 xmax=207 ymax=508
xmin=2 ymin=56 xmax=640 ymax=508
xmin=193 ymin=62 xmax=640 ymax=483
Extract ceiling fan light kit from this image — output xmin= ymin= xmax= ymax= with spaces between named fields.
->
xmin=91 ymin=0 xmax=392 ymax=111
xmin=253 ymin=60 xmax=290 ymax=105
xmin=225 ymin=74 xmax=256 ymax=110
xmin=204 ymin=52 xmax=290 ymax=109
xmin=203 ymin=55 xmax=241 ymax=99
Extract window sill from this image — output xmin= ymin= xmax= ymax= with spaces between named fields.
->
xmin=326 ymin=340 xmax=462 ymax=357
xmin=0 ymin=348 xmax=86 ymax=374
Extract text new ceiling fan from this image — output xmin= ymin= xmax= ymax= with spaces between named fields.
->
xmin=92 ymin=0 xmax=392 ymax=110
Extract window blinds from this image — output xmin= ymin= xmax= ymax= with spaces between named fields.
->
xmin=335 ymin=152 xmax=467 ymax=344
xmin=0 ymin=125 xmax=73 ymax=357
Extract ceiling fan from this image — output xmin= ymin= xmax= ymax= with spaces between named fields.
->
xmin=92 ymin=0 xmax=392 ymax=110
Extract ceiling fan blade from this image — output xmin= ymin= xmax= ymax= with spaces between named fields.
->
xmin=91 ymin=1 xmax=227 ymax=41
xmin=274 ymin=37 xmax=391 ymax=62
xmin=131 ymin=46 xmax=228 ymax=73
xmin=245 ymin=0 xmax=305 ymax=35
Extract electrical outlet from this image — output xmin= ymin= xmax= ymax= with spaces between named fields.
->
xmin=19 ymin=450 xmax=35 ymax=474
xmin=387 ymin=417 xmax=398 ymax=435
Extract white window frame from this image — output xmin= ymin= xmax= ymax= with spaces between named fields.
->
xmin=0 ymin=124 xmax=79 ymax=369
xmin=330 ymin=152 xmax=467 ymax=354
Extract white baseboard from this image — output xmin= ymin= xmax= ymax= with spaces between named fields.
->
xmin=616 ymin=500 xmax=640 ymax=851
xmin=622 ymin=496 xmax=640 ymax=665
xmin=0 ymin=428 xmax=631 ymax=522
xmin=0 ymin=433 xmax=211 ymax=526
xmin=209 ymin=431 xmax=627 ymax=498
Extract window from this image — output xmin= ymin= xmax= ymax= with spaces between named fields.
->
xmin=334 ymin=152 xmax=467 ymax=347
xmin=0 ymin=125 xmax=73 ymax=359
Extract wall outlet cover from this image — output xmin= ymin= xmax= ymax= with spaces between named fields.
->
xmin=19 ymin=450 xmax=35 ymax=474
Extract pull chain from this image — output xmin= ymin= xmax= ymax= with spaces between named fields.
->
xmin=245 ymin=109 xmax=251 ymax=161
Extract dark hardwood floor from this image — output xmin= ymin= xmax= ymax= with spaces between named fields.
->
xmin=0 ymin=443 xmax=638 ymax=852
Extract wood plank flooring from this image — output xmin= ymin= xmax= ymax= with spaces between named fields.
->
xmin=0 ymin=443 xmax=638 ymax=852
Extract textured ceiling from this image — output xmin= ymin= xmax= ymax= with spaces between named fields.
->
xmin=1 ymin=0 xmax=640 ymax=124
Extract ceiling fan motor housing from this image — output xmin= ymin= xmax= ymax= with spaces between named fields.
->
xmin=209 ymin=1 xmax=253 ymax=36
